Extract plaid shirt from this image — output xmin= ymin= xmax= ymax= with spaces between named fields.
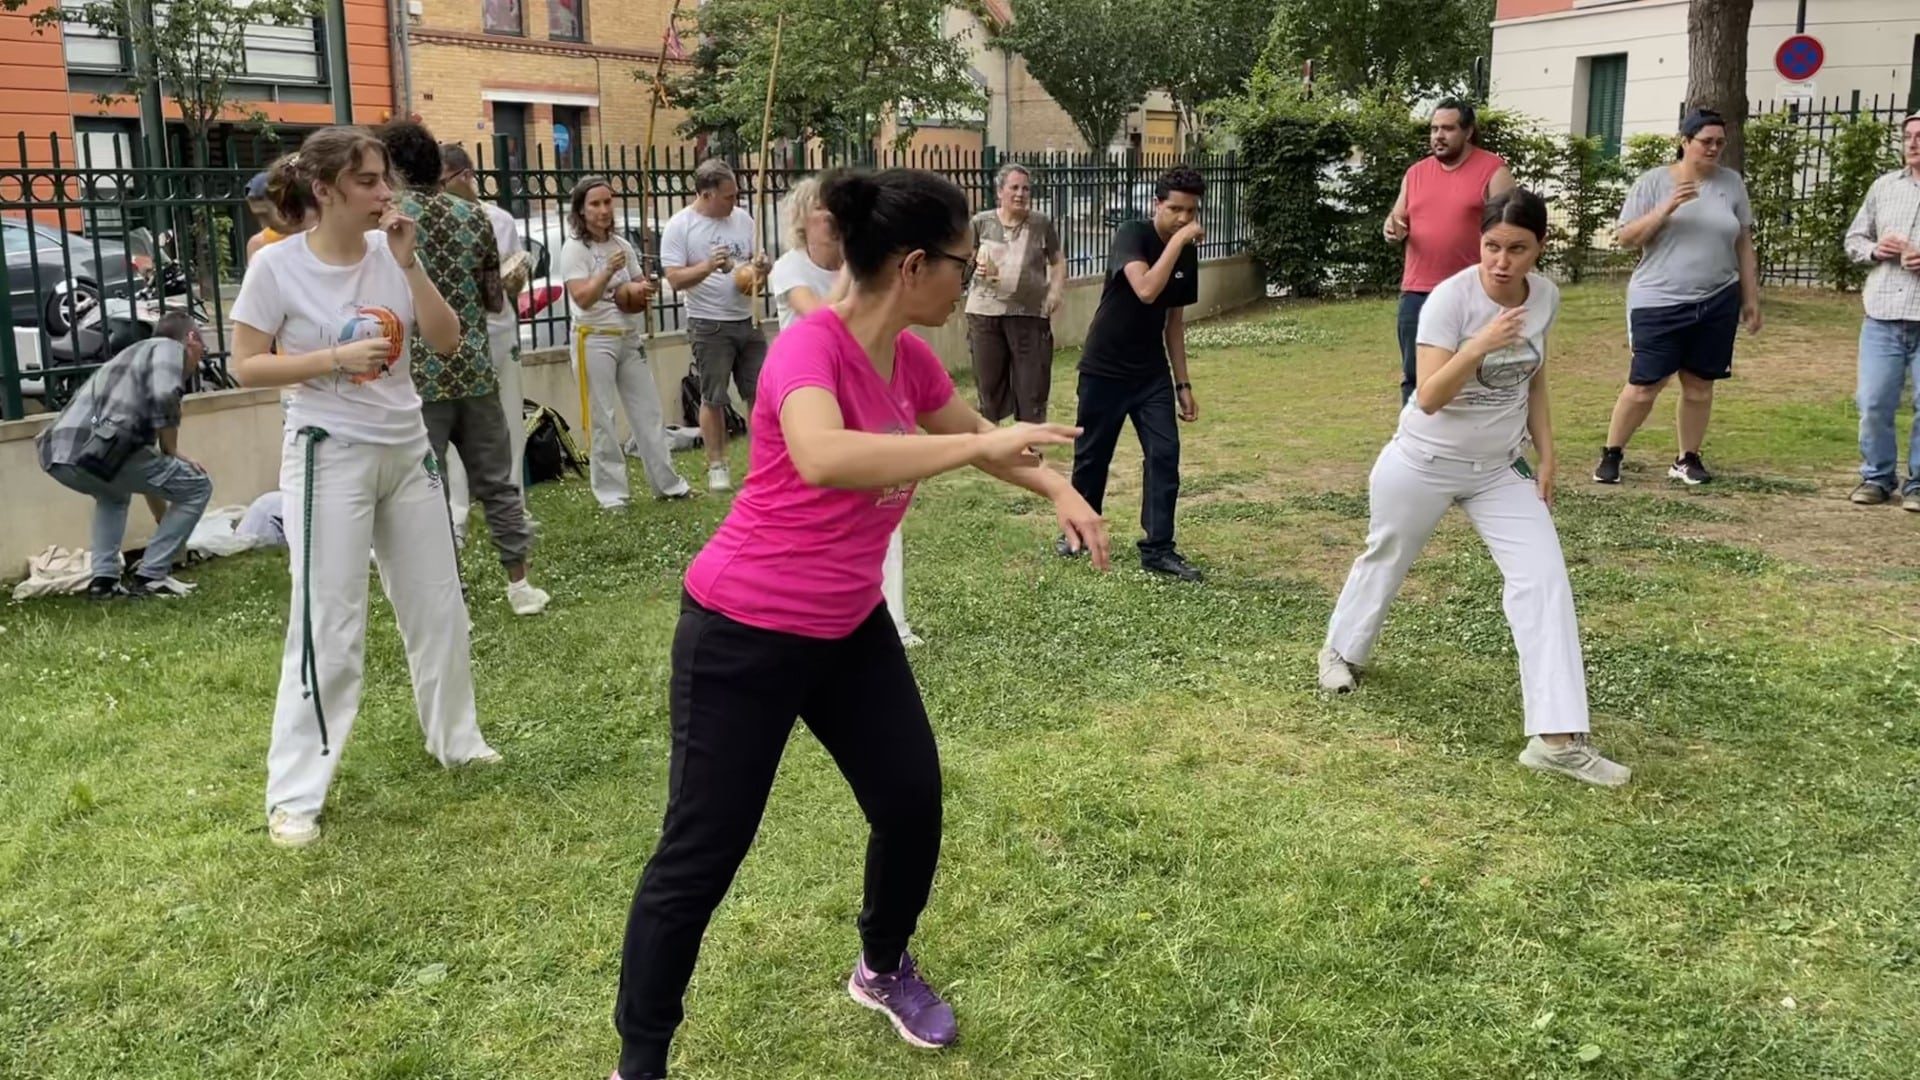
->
xmin=1844 ymin=168 xmax=1920 ymax=323
xmin=400 ymin=190 xmax=503 ymax=402
xmin=35 ymin=337 xmax=187 ymax=469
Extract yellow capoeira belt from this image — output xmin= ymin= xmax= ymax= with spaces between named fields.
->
xmin=573 ymin=324 xmax=630 ymax=440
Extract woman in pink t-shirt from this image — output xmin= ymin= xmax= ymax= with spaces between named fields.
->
xmin=609 ymin=169 xmax=1109 ymax=1080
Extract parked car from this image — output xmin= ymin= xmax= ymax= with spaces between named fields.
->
xmin=4 ymin=217 xmax=138 ymax=333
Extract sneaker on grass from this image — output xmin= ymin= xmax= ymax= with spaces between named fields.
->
xmin=848 ymin=951 xmax=957 ymax=1049
xmin=1518 ymin=734 xmax=1631 ymax=787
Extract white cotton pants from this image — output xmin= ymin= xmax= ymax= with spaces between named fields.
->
xmin=882 ymin=526 xmax=913 ymax=638
xmin=576 ymin=327 xmax=684 ymax=507
xmin=446 ymin=327 xmax=527 ymax=535
xmin=1324 ymin=439 xmax=1590 ymax=736
xmin=265 ymin=429 xmax=495 ymax=820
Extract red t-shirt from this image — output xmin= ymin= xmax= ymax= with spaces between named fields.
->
xmin=1401 ymin=149 xmax=1507 ymax=293
xmin=684 ymin=307 xmax=956 ymax=639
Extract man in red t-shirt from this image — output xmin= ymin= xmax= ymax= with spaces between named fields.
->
xmin=1385 ymin=99 xmax=1515 ymax=404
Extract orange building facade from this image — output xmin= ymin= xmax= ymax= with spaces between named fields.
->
xmin=0 ymin=0 xmax=394 ymax=171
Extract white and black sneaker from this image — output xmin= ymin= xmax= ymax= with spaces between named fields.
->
xmin=1592 ymin=447 xmax=1624 ymax=484
xmin=1668 ymin=452 xmax=1712 ymax=486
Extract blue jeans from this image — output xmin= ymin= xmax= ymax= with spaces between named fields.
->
xmin=1856 ymin=318 xmax=1920 ymax=494
xmin=46 ymin=448 xmax=212 ymax=581
xmin=1397 ymin=292 xmax=1429 ymax=405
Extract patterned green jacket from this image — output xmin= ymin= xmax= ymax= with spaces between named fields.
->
xmin=400 ymin=189 xmax=503 ymax=402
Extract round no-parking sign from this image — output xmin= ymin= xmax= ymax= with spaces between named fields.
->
xmin=1775 ymin=35 xmax=1825 ymax=82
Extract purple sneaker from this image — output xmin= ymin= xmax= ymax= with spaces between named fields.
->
xmin=847 ymin=951 xmax=958 ymax=1049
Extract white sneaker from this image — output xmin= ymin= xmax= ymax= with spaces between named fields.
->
xmin=707 ymin=464 xmax=732 ymax=492
xmin=658 ymin=480 xmax=695 ymax=500
xmin=462 ymin=748 xmax=505 ymax=767
xmin=1317 ymin=646 xmax=1356 ymax=693
xmin=899 ymin=630 xmax=926 ymax=648
xmin=268 ymin=808 xmax=320 ymax=848
xmin=1519 ymin=735 xmax=1631 ymax=787
xmin=506 ymin=578 xmax=550 ymax=616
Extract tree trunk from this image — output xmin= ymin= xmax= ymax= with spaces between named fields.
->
xmin=1686 ymin=0 xmax=1755 ymax=171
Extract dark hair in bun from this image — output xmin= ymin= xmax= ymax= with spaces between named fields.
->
xmin=1481 ymin=187 xmax=1549 ymax=242
xmin=817 ymin=168 xmax=969 ymax=281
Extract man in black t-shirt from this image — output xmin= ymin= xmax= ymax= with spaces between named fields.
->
xmin=1059 ymin=166 xmax=1207 ymax=580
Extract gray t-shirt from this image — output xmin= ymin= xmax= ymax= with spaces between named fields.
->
xmin=1620 ymin=165 xmax=1752 ymax=309
xmin=1399 ymin=265 xmax=1559 ymax=463
xmin=660 ymin=205 xmax=758 ymax=321
xmin=558 ymin=235 xmax=642 ymax=330
xmin=965 ymin=209 xmax=1060 ymax=318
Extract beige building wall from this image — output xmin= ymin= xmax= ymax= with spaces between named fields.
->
xmin=1490 ymin=0 xmax=1919 ymax=138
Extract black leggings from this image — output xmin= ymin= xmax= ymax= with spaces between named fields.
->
xmin=614 ymin=592 xmax=944 ymax=1077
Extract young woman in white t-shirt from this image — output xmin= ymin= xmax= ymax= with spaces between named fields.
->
xmin=1318 ymin=189 xmax=1629 ymax=788
xmin=560 ymin=176 xmax=692 ymax=509
xmin=230 ymin=127 xmax=501 ymax=848
xmin=769 ymin=176 xmax=923 ymax=646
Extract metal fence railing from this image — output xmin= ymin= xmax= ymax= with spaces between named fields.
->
xmin=2 ymin=135 xmax=1247 ymax=419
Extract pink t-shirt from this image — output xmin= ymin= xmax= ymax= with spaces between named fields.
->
xmin=684 ymin=307 xmax=956 ymax=638
xmin=1402 ymin=149 xmax=1507 ymax=292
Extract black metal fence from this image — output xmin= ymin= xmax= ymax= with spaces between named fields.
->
xmin=0 ymin=135 xmax=1248 ymax=419
xmin=1738 ymin=92 xmax=1911 ymax=287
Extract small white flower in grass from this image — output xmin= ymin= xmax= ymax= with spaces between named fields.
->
xmin=1780 ymin=996 xmax=1797 ymax=1010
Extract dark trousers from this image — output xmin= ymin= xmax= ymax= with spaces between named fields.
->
xmin=1397 ymin=291 xmax=1430 ymax=405
xmin=423 ymin=391 xmax=532 ymax=568
xmin=614 ymin=594 xmax=943 ymax=1078
xmin=967 ymin=313 xmax=1054 ymax=422
xmin=1069 ymin=371 xmax=1181 ymax=558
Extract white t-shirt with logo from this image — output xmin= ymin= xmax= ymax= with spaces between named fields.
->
xmin=1399 ymin=264 xmax=1558 ymax=463
xmin=230 ymin=229 xmax=424 ymax=445
xmin=558 ymin=234 xmax=643 ymax=331
xmin=660 ymin=205 xmax=757 ymax=321
xmin=768 ymin=249 xmax=840 ymax=330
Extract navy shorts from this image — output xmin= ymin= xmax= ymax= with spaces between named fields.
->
xmin=1627 ymin=283 xmax=1741 ymax=385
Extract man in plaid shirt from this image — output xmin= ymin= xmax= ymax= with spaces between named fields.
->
xmin=35 ymin=312 xmax=212 ymax=598
xmin=1844 ymin=112 xmax=1920 ymax=510
xmin=379 ymin=120 xmax=549 ymax=615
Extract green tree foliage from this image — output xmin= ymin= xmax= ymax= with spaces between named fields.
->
xmin=664 ymin=0 xmax=985 ymax=150
xmin=1263 ymin=0 xmax=1496 ymax=100
xmin=985 ymin=0 xmax=1162 ymax=151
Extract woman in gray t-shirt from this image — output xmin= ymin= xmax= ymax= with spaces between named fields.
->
xmin=1593 ymin=109 xmax=1763 ymax=488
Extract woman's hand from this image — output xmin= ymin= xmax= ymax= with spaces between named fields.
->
xmin=975 ymin=422 xmax=1079 ymax=470
xmin=1466 ymin=307 xmax=1526 ymax=356
xmin=1741 ymin=298 xmax=1764 ymax=335
xmin=379 ymin=207 xmax=418 ymax=268
xmin=1053 ymin=487 xmax=1111 ymax=570
xmin=334 ymin=337 xmax=392 ymax=375
xmin=1536 ymin=463 xmax=1556 ymax=506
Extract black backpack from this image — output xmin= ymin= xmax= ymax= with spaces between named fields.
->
xmin=679 ymin=363 xmax=749 ymax=437
xmin=522 ymin=400 xmax=586 ymax=485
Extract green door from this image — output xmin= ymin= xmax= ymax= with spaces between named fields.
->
xmin=1586 ymin=55 xmax=1628 ymax=159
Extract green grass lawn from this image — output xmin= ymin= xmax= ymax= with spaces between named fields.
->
xmin=3 ymin=284 xmax=1917 ymax=1079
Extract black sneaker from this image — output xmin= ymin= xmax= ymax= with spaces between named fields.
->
xmin=1053 ymin=534 xmax=1087 ymax=559
xmin=1592 ymin=447 xmax=1624 ymax=484
xmin=86 ymin=576 xmax=128 ymax=600
xmin=1141 ymin=550 xmax=1203 ymax=582
xmin=1669 ymin=452 xmax=1712 ymax=486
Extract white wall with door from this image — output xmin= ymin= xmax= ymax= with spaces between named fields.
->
xmin=1490 ymin=0 xmax=1919 ymax=144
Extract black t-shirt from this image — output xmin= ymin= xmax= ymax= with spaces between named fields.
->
xmin=1078 ymin=219 xmax=1200 ymax=381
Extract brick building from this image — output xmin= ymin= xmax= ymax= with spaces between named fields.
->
xmin=1 ymin=0 xmax=393 ymax=171
xmin=405 ymin=0 xmax=690 ymax=169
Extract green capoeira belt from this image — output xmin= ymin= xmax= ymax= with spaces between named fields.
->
xmin=297 ymin=426 xmax=332 ymax=757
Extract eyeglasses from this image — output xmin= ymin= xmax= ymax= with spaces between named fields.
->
xmin=1691 ymin=137 xmax=1727 ymax=149
xmin=922 ymin=249 xmax=976 ymax=289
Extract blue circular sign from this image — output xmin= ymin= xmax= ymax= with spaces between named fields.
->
xmin=1775 ymin=35 xmax=1824 ymax=82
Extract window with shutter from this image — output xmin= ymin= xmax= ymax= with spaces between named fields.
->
xmin=1586 ymin=54 xmax=1628 ymax=159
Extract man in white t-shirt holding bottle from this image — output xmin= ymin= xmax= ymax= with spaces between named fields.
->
xmin=660 ymin=159 xmax=768 ymax=492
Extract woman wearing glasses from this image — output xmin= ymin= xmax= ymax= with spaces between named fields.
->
xmin=1593 ymin=108 xmax=1763 ymax=487
xmin=608 ymin=168 xmax=1107 ymax=1080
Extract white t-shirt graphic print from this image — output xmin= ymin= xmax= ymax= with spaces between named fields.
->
xmin=1399 ymin=264 xmax=1558 ymax=463
xmin=230 ymin=229 xmax=424 ymax=445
